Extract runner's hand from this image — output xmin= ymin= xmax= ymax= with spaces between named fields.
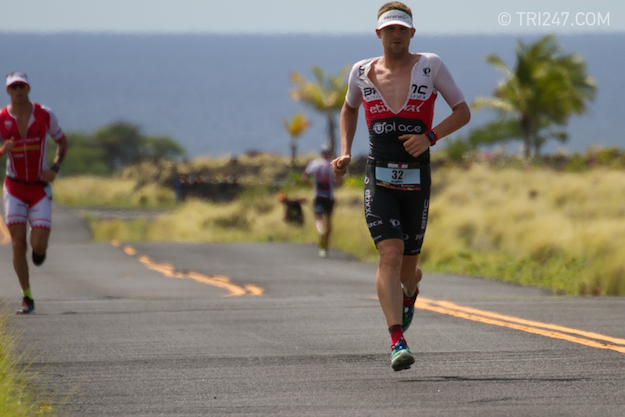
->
xmin=399 ymin=134 xmax=430 ymax=157
xmin=39 ymin=169 xmax=57 ymax=183
xmin=331 ymin=155 xmax=350 ymax=177
xmin=2 ymin=137 xmax=16 ymax=152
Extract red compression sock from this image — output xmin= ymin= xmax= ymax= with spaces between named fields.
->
xmin=388 ymin=324 xmax=404 ymax=346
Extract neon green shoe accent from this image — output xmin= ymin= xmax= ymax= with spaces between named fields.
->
xmin=22 ymin=288 xmax=33 ymax=300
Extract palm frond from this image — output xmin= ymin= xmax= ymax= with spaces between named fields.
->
xmin=471 ymin=97 xmax=515 ymax=113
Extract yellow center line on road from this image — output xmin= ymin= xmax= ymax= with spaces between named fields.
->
xmin=110 ymin=238 xmax=623 ymax=351
xmin=0 ymin=216 xmax=11 ymax=245
xmin=112 ymin=241 xmax=264 ymax=297
xmin=417 ymin=297 xmax=625 ymax=354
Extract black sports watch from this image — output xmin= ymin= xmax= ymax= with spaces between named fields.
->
xmin=425 ymin=130 xmax=439 ymax=146
xmin=50 ymin=164 xmax=60 ymax=173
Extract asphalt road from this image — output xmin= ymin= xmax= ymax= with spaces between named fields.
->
xmin=1 ymin=204 xmax=624 ymax=416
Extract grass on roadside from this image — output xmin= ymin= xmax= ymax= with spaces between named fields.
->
xmin=54 ymin=175 xmax=176 ymax=209
xmin=422 ymin=164 xmax=625 ymax=295
xmin=0 ymin=307 xmax=59 ymax=416
xmin=55 ymin=160 xmax=625 ymax=296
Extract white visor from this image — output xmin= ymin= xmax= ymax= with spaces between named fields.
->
xmin=6 ymin=72 xmax=29 ymax=87
xmin=377 ymin=10 xmax=413 ymax=30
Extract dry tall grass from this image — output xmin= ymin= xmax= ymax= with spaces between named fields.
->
xmin=424 ymin=164 xmax=625 ymax=295
xmin=56 ymin=160 xmax=625 ymax=296
xmin=89 ymin=188 xmax=370 ymax=251
xmin=54 ymin=176 xmax=176 ymax=208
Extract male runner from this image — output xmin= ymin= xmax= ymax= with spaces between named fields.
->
xmin=331 ymin=2 xmax=470 ymax=371
xmin=301 ymin=146 xmax=339 ymax=257
xmin=1 ymin=72 xmax=69 ymax=314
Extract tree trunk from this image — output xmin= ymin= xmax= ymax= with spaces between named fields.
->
xmin=533 ymin=140 xmax=541 ymax=158
xmin=290 ymin=138 xmax=297 ymax=167
xmin=522 ymin=134 xmax=532 ymax=159
xmin=520 ymin=116 xmax=532 ymax=159
xmin=327 ymin=114 xmax=337 ymax=156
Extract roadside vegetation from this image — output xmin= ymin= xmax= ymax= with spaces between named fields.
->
xmin=0 ymin=309 xmax=59 ymax=416
xmin=424 ymin=158 xmax=625 ymax=296
xmin=52 ymin=147 xmax=625 ymax=297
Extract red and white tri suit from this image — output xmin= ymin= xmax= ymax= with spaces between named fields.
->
xmin=1 ymin=103 xmax=66 ymax=229
xmin=345 ymin=53 xmax=466 ymax=254
xmin=345 ymin=52 xmax=465 ymax=164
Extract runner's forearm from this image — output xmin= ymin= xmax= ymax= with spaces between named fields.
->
xmin=52 ymin=136 xmax=69 ymax=167
xmin=340 ymin=102 xmax=359 ymax=157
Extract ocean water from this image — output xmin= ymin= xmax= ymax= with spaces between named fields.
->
xmin=1 ymin=32 xmax=623 ymax=157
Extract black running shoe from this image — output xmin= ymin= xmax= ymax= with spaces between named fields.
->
xmin=32 ymin=251 xmax=46 ymax=266
xmin=17 ymin=297 xmax=36 ymax=315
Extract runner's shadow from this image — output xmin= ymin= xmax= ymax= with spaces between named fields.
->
xmin=399 ymin=376 xmax=590 ymax=383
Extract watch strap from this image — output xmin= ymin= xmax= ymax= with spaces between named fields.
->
xmin=425 ymin=130 xmax=439 ymax=146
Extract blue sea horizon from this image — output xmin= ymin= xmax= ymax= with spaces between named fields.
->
xmin=1 ymin=32 xmax=622 ymax=158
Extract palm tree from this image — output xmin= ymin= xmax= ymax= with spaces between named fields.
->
xmin=289 ymin=65 xmax=350 ymax=155
xmin=281 ymin=113 xmax=311 ymax=167
xmin=472 ymin=35 xmax=596 ymax=158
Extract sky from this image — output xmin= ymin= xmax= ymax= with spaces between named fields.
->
xmin=0 ymin=0 xmax=623 ymax=35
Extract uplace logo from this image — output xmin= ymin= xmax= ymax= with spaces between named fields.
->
xmin=373 ymin=121 xmax=423 ymax=135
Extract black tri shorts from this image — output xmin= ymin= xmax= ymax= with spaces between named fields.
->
xmin=313 ymin=196 xmax=335 ymax=216
xmin=364 ymin=159 xmax=432 ymax=256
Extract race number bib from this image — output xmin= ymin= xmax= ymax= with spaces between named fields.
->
xmin=375 ymin=163 xmax=421 ymax=190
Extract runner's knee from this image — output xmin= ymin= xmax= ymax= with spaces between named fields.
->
xmin=378 ymin=241 xmax=404 ymax=268
xmin=12 ymin=238 xmax=27 ymax=255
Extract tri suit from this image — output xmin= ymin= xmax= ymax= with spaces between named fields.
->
xmin=0 ymin=103 xmax=66 ymax=229
xmin=345 ymin=53 xmax=465 ymax=255
xmin=304 ymin=158 xmax=336 ymax=216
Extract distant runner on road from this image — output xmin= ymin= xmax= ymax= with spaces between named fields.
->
xmin=331 ymin=2 xmax=470 ymax=371
xmin=301 ymin=145 xmax=341 ymax=257
xmin=0 ymin=71 xmax=69 ymax=314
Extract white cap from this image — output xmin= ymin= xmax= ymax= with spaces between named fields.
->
xmin=6 ymin=72 xmax=29 ymax=87
xmin=377 ymin=10 xmax=413 ymax=30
